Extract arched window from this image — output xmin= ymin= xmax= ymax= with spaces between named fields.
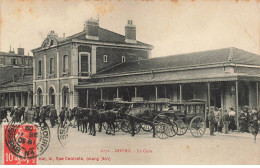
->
xmin=122 ymin=56 xmax=126 ymax=63
xmin=50 ymin=58 xmax=54 ymax=74
xmin=103 ymin=55 xmax=107 ymax=63
xmin=37 ymin=88 xmax=43 ymax=107
xmin=63 ymin=55 xmax=68 ymax=72
xmin=62 ymin=85 xmax=70 ymax=108
xmin=49 ymin=87 xmax=55 ymax=106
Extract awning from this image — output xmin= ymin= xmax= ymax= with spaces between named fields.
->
xmin=75 ymin=73 xmax=246 ymax=89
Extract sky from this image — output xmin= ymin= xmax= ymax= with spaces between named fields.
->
xmin=0 ymin=0 xmax=260 ymax=58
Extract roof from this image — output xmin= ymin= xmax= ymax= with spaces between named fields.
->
xmin=33 ymin=27 xmax=152 ymax=51
xmin=96 ymin=47 xmax=260 ymax=75
xmin=76 ymin=72 xmax=243 ymax=89
xmin=0 ymin=51 xmax=32 ymax=57
xmin=0 ymin=75 xmax=33 ymax=93
xmin=67 ymin=27 xmax=152 ymax=47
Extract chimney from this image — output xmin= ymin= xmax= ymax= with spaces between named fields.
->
xmin=47 ymin=30 xmax=58 ymax=37
xmin=125 ymin=20 xmax=137 ymax=44
xmin=9 ymin=45 xmax=15 ymax=54
xmin=17 ymin=48 xmax=24 ymax=55
xmin=85 ymin=18 xmax=99 ymax=40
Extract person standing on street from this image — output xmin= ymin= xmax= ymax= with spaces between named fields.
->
xmin=208 ymin=107 xmax=216 ymax=136
xmin=223 ymin=110 xmax=229 ymax=134
xmin=228 ymin=107 xmax=236 ymax=131
xmin=249 ymin=108 xmax=259 ymax=143
xmin=218 ymin=108 xmax=223 ymax=133
xmin=239 ymin=108 xmax=247 ymax=133
xmin=214 ymin=107 xmax=220 ymax=132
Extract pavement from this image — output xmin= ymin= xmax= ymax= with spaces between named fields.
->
xmin=0 ymin=118 xmax=260 ymax=165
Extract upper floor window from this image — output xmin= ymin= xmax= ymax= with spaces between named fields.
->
xmin=0 ymin=58 xmax=3 ymax=64
xmin=50 ymin=58 xmax=54 ymax=74
xmin=103 ymin=55 xmax=107 ymax=63
xmin=81 ymin=54 xmax=89 ymax=72
xmin=63 ymin=55 xmax=68 ymax=72
xmin=122 ymin=56 xmax=126 ymax=63
xmin=11 ymin=58 xmax=17 ymax=65
xmin=38 ymin=60 xmax=42 ymax=75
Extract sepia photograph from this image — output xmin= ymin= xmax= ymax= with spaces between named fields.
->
xmin=0 ymin=0 xmax=260 ymax=165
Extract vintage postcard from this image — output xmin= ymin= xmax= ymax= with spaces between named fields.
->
xmin=0 ymin=0 xmax=260 ymax=165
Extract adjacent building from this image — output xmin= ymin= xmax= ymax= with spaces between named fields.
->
xmin=0 ymin=47 xmax=33 ymax=107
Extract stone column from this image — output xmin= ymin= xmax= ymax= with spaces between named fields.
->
xmin=135 ymin=87 xmax=137 ymax=98
xmin=257 ymin=82 xmax=259 ymax=108
xmin=43 ymin=82 xmax=47 ymax=106
xmin=101 ymin=88 xmax=103 ymax=101
xmin=21 ymin=92 xmax=24 ymax=106
xmin=91 ymin=45 xmax=97 ymax=74
xmin=71 ymin=43 xmax=79 ymax=76
xmin=8 ymin=93 xmax=11 ymax=106
xmin=86 ymin=89 xmax=89 ymax=108
xmin=27 ymin=91 xmax=30 ymax=107
xmin=235 ymin=81 xmax=239 ymax=130
xmin=179 ymin=84 xmax=182 ymax=102
xmin=207 ymin=83 xmax=211 ymax=110
xmin=155 ymin=86 xmax=158 ymax=100
xmin=116 ymin=88 xmax=119 ymax=98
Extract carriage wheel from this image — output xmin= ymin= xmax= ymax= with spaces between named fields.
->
xmin=141 ymin=123 xmax=153 ymax=132
xmin=121 ymin=120 xmax=129 ymax=133
xmin=127 ymin=122 xmax=141 ymax=134
xmin=165 ymin=122 xmax=178 ymax=137
xmin=114 ymin=121 xmax=121 ymax=132
xmin=175 ymin=120 xmax=188 ymax=136
xmin=189 ymin=116 xmax=206 ymax=138
xmin=102 ymin=122 xmax=108 ymax=131
xmin=155 ymin=122 xmax=169 ymax=139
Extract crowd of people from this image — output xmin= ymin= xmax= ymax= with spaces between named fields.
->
xmin=0 ymin=104 xmax=259 ymax=142
xmin=207 ymin=106 xmax=260 ymax=143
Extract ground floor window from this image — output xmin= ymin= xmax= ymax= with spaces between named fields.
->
xmin=49 ymin=87 xmax=55 ymax=106
xmin=62 ymin=85 xmax=70 ymax=108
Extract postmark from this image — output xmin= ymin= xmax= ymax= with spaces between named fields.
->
xmin=57 ymin=123 xmax=69 ymax=147
xmin=4 ymin=120 xmax=50 ymax=160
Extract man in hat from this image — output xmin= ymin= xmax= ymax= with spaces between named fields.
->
xmin=214 ymin=107 xmax=220 ymax=132
xmin=49 ymin=105 xmax=58 ymax=128
xmin=208 ymin=107 xmax=216 ymax=136
xmin=223 ymin=109 xmax=229 ymax=134
xmin=218 ymin=108 xmax=223 ymax=133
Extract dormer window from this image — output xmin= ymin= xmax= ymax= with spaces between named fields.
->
xmin=122 ymin=56 xmax=126 ymax=63
xmin=103 ymin=55 xmax=107 ymax=63
xmin=138 ymin=57 xmax=142 ymax=61
xmin=50 ymin=40 xmax=55 ymax=46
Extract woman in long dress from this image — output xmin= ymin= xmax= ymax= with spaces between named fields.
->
xmin=249 ymin=110 xmax=259 ymax=143
xmin=228 ymin=107 xmax=236 ymax=131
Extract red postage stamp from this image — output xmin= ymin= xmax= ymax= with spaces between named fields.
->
xmin=3 ymin=121 xmax=50 ymax=165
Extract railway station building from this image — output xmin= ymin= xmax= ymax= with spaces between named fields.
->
xmin=2 ymin=18 xmax=259 ymax=124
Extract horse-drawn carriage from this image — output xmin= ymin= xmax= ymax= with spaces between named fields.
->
xmin=121 ymin=98 xmax=207 ymax=139
xmin=153 ymin=99 xmax=207 ymax=138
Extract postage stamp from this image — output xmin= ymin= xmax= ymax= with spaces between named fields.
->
xmin=3 ymin=120 xmax=50 ymax=164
